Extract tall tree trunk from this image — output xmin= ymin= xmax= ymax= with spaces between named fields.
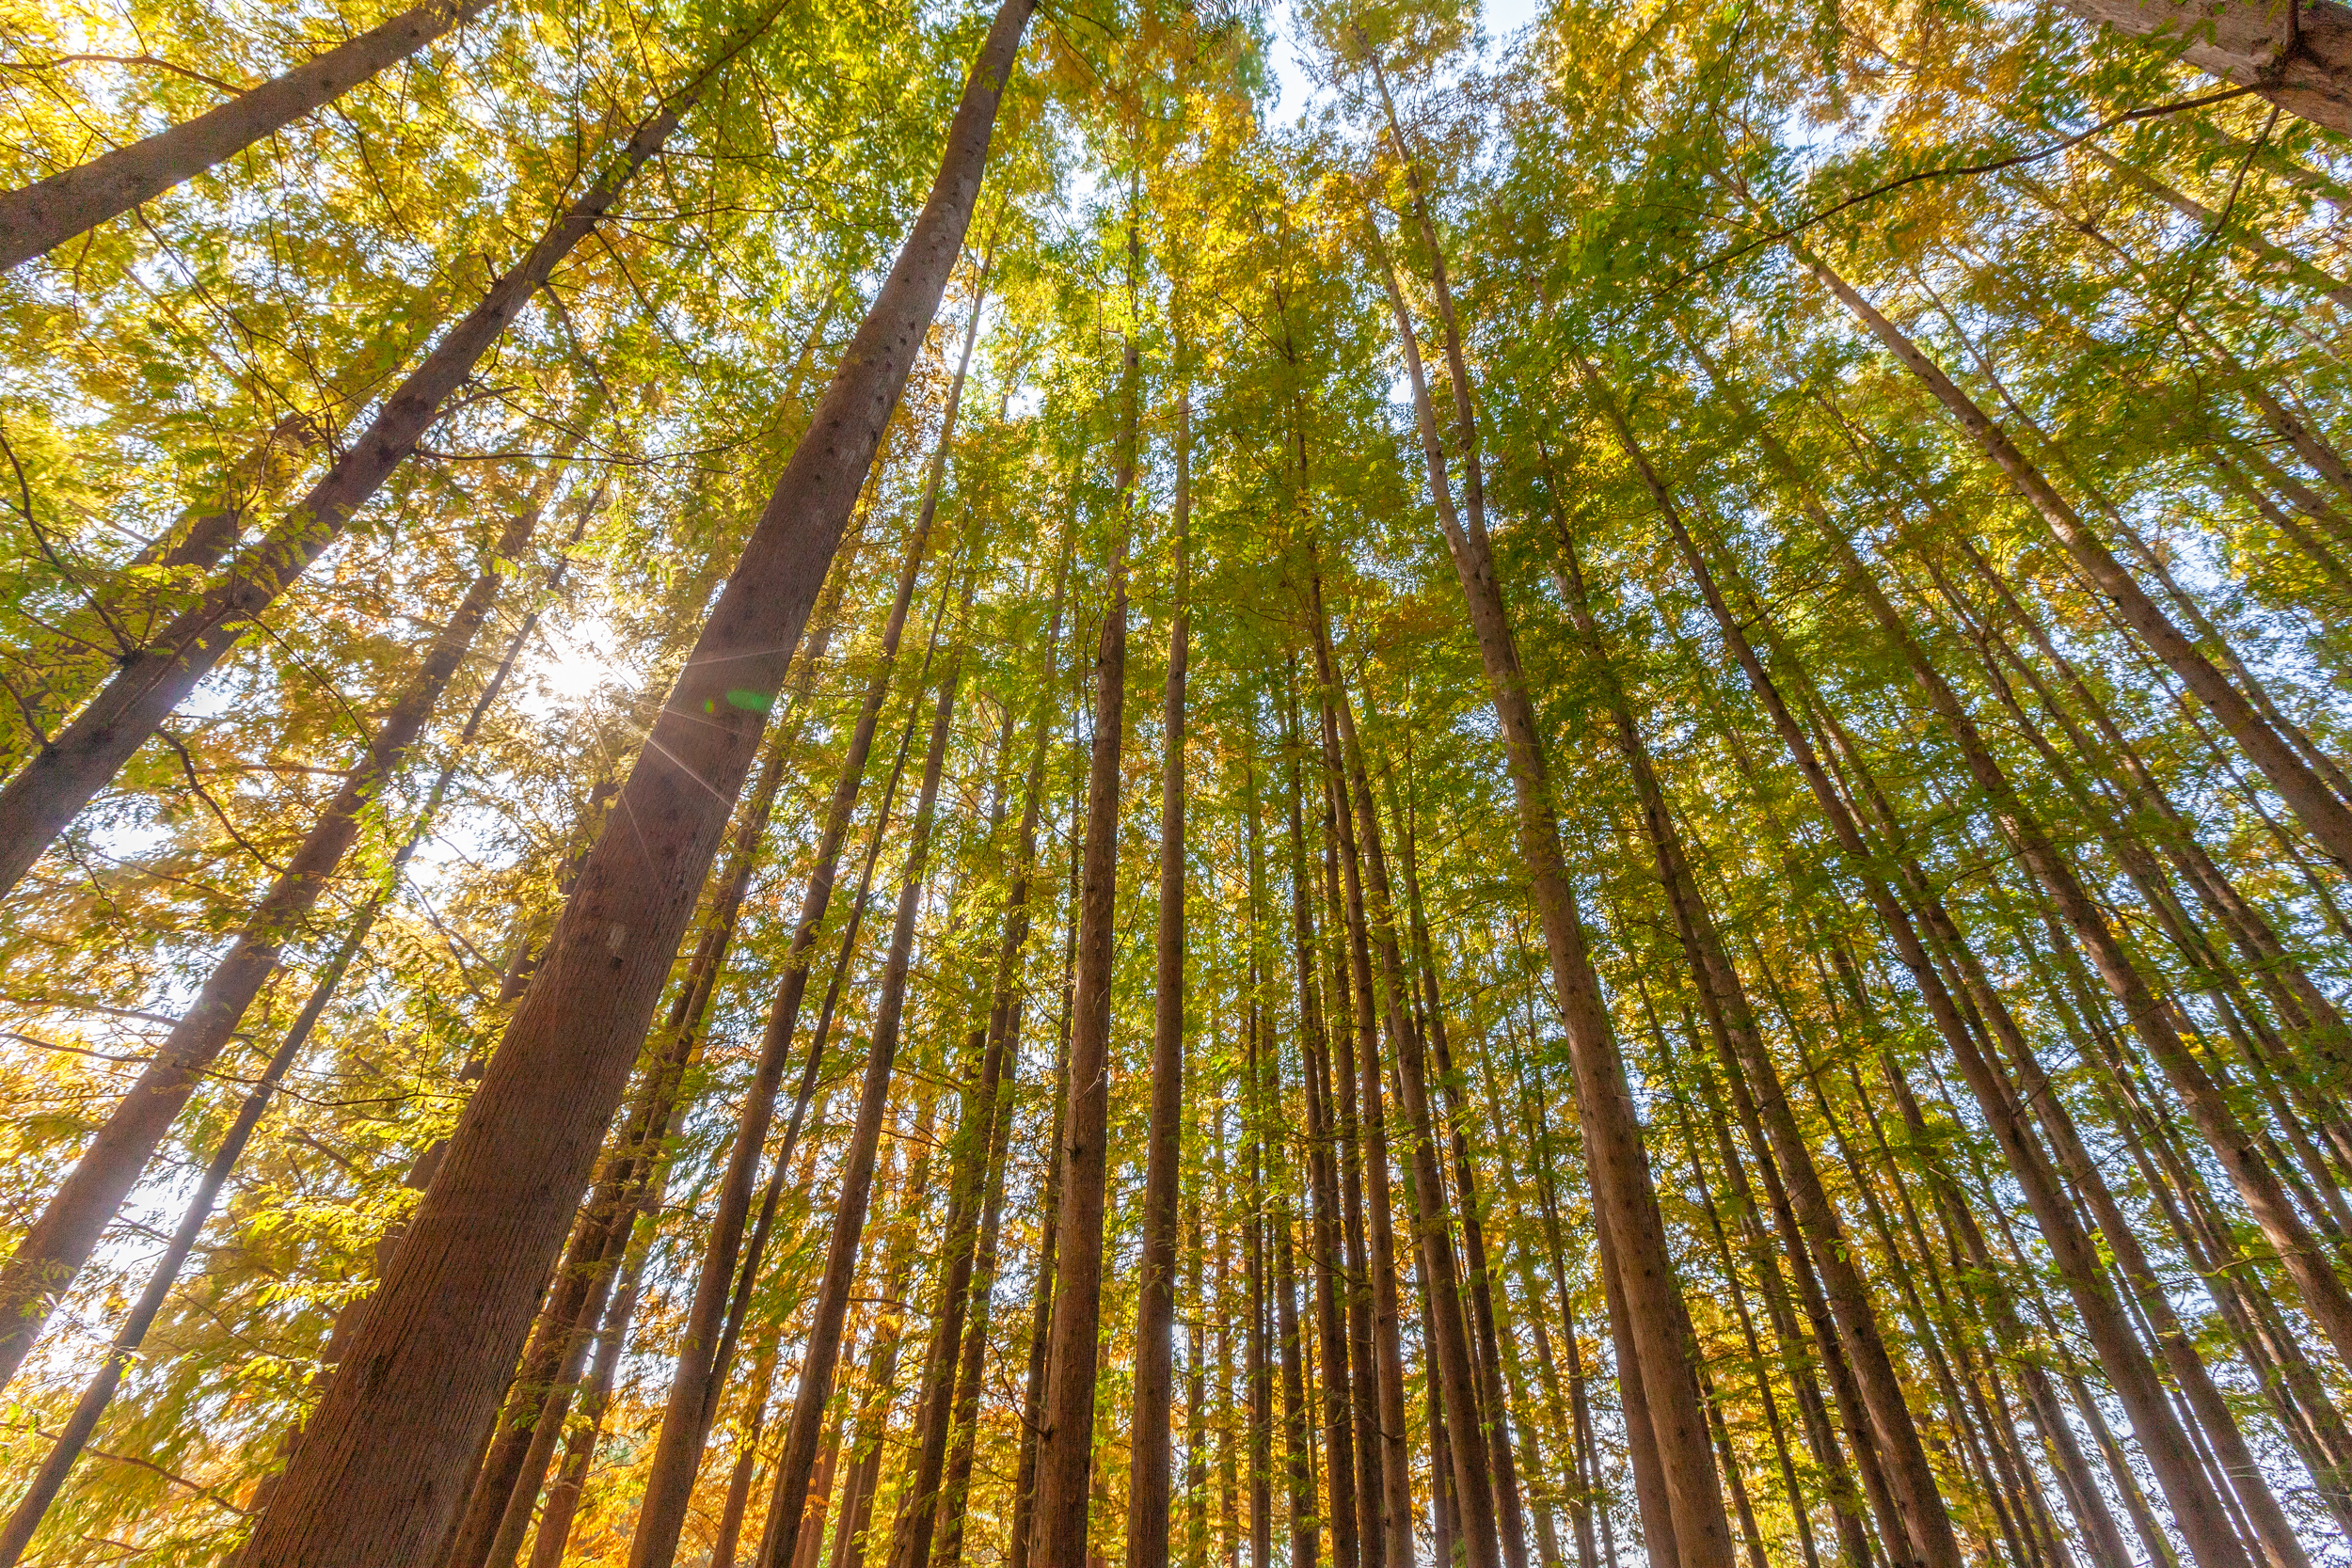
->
xmin=520 ymin=1206 xmax=655 ymax=1568
xmin=0 ymin=457 xmax=570 ymax=1395
xmin=1130 ymin=383 xmax=1191 ymax=1568
xmin=0 ymin=0 xmax=500 ymax=268
xmin=628 ymin=266 xmax=990 ymax=1568
xmin=1315 ymin=672 xmax=1415 ymax=1568
xmin=1031 ymin=247 xmax=1140 ymax=1568
xmin=1286 ymin=690 xmax=1362 ymax=1568
xmin=1312 ymin=603 xmax=1503 ymax=1568
xmin=1648 ymin=453 xmax=2258 ymax=1568
xmin=755 ymin=546 xmax=973 ymax=1568
xmin=1365 ymin=220 xmax=1732 ymax=1568
xmin=0 ymin=477 xmax=564 ymax=1561
xmin=0 ymin=64 xmax=738 ymax=899
xmin=1790 ymin=241 xmax=2352 ymax=873
xmin=1567 ymin=375 xmax=1960 ymax=1568
xmin=1391 ymin=776 xmax=1533 ymax=1568
xmin=1010 ymin=759 xmax=1084 ymax=1568
xmin=232 ymin=7 xmax=1030 ymax=1554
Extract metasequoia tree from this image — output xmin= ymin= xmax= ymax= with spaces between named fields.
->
xmin=5 ymin=0 xmax=2352 ymax=1566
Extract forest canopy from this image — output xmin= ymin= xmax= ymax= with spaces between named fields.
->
xmin=2 ymin=0 xmax=2351 ymax=1565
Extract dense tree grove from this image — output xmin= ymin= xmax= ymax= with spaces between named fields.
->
xmin=6 ymin=0 xmax=2352 ymax=1563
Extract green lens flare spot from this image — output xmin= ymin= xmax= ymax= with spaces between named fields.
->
xmin=725 ymin=689 xmax=775 ymax=713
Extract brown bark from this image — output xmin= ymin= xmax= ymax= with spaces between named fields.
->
xmin=0 ymin=457 xmax=568 ymax=1396
xmin=1366 ymin=219 xmax=1731 ymax=1568
xmin=233 ymin=8 xmax=1029 ymax=1555
xmin=1314 ymin=614 xmax=1502 ymax=1568
xmin=1286 ymin=691 xmax=1363 ymax=1568
xmin=1793 ymin=242 xmax=2352 ymax=872
xmin=1279 ymin=1198 xmax=1319 ymax=1568
xmin=1314 ymin=670 xmax=1415 ymax=1568
xmin=629 ymin=267 xmax=989 ymax=1568
xmin=520 ymin=1213 xmax=652 ymax=1568
xmin=0 ymin=77 xmax=721 ymax=901
xmin=1032 ymin=266 xmax=1140 ymax=1568
xmin=0 ymin=0 xmax=496 ymax=268
xmin=1010 ymin=761 xmax=1083 ymax=1568
xmin=755 ymin=548 xmax=972 ymax=1568
xmin=1128 ymin=384 xmax=1191 ymax=1568
xmin=1568 ymin=375 xmax=1959 ymax=1568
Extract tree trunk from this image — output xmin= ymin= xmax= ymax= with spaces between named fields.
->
xmin=1366 ymin=219 xmax=1731 ymax=1568
xmin=0 ymin=457 xmax=568 ymax=1395
xmin=2041 ymin=0 xmax=2352 ymax=136
xmin=1792 ymin=241 xmax=2352 ymax=873
xmin=232 ymin=6 xmax=1029 ymax=1553
xmin=1010 ymin=764 xmax=1083 ymax=1568
xmin=755 ymin=549 xmax=972 ymax=1568
xmin=0 ymin=0 xmax=499 ymax=268
xmin=628 ymin=267 xmax=989 ymax=1568
xmin=1032 ymin=260 xmax=1140 ymax=1568
xmin=1285 ymin=692 xmax=1362 ymax=1568
xmin=1567 ymin=373 xmax=1960 ymax=1568
xmin=1130 ymin=383 xmax=1191 ymax=1568
xmin=0 ymin=77 xmax=721 ymax=900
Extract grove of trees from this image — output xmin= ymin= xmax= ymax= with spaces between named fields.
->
xmin=4 ymin=0 xmax=2352 ymax=1564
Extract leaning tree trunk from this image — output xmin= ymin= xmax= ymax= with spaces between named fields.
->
xmin=0 ymin=456 xmax=569 ymax=1396
xmin=755 ymin=554 xmax=974 ymax=1568
xmin=231 ymin=6 xmax=1032 ymax=1558
xmin=626 ymin=269 xmax=987 ymax=1568
xmin=1366 ymin=220 xmax=1733 ymax=1568
xmin=1569 ymin=368 xmax=1962 ymax=1568
xmin=0 ymin=0 xmax=496 ymax=270
xmin=1792 ymin=240 xmax=2352 ymax=874
xmin=0 ymin=58 xmax=743 ymax=900
xmin=1650 ymin=451 xmax=2258 ymax=1568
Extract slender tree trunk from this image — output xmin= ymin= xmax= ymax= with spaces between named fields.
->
xmin=0 ymin=457 xmax=570 ymax=1395
xmin=1010 ymin=761 xmax=1083 ymax=1568
xmin=1313 ymin=610 xmax=1502 ymax=1568
xmin=0 ymin=68 xmax=738 ymax=900
xmin=1566 ymin=377 xmax=1960 ymax=1568
xmin=232 ymin=10 xmax=1030 ymax=1555
xmin=521 ymin=1211 xmax=654 ymax=1568
xmin=1130 ymin=385 xmax=1192 ymax=1568
xmin=755 ymin=550 xmax=973 ymax=1568
xmin=1789 ymin=241 xmax=2352 ymax=872
xmin=1287 ymin=693 xmax=1362 ymax=1568
xmin=0 ymin=0 xmax=501 ymax=267
xmin=1032 ymin=259 xmax=1141 ymax=1568
xmin=1657 ymin=462 xmax=2260 ymax=1568
xmin=1366 ymin=220 xmax=1731 ymax=1568
xmin=629 ymin=268 xmax=990 ymax=1568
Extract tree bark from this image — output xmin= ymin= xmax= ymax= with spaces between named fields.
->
xmin=1130 ymin=383 xmax=1191 ymax=1568
xmin=1031 ymin=260 xmax=1140 ymax=1568
xmin=1366 ymin=219 xmax=1731 ymax=1568
xmin=2042 ymin=0 xmax=2352 ymax=135
xmin=1566 ymin=374 xmax=1959 ymax=1568
xmin=628 ymin=268 xmax=990 ymax=1568
xmin=0 ymin=0 xmax=498 ymax=269
xmin=0 ymin=78 xmax=720 ymax=900
xmin=232 ymin=7 xmax=1030 ymax=1553
xmin=0 ymin=457 xmax=567 ymax=1395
